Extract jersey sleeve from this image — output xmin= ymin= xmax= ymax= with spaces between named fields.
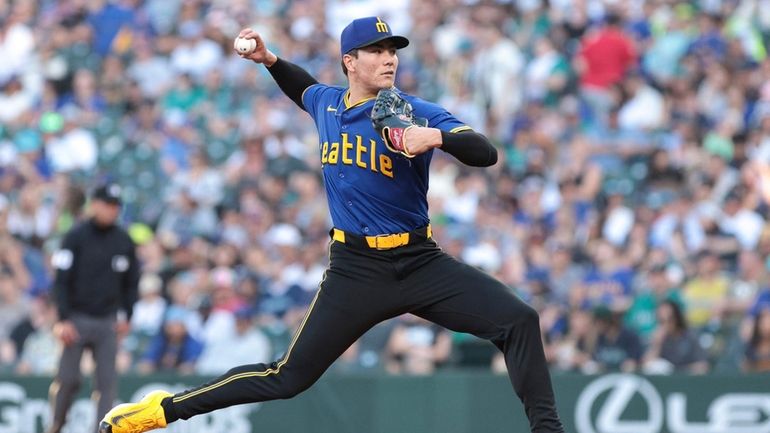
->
xmin=408 ymin=96 xmax=473 ymax=133
xmin=301 ymin=83 xmax=328 ymax=118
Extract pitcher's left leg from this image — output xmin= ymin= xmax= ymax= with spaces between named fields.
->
xmin=406 ymin=251 xmax=564 ymax=433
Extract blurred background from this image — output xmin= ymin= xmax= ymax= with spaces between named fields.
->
xmin=3 ymin=0 xmax=770 ymax=431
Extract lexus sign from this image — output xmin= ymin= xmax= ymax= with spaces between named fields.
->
xmin=575 ymin=374 xmax=770 ymax=433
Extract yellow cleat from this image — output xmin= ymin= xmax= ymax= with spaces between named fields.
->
xmin=98 ymin=390 xmax=173 ymax=433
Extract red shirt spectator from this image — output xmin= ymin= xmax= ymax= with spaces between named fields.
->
xmin=577 ymin=15 xmax=637 ymax=89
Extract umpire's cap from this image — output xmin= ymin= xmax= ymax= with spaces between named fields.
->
xmin=340 ymin=17 xmax=409 ymax=55
xmin=92 ymin=182 xmax=123 ymax=205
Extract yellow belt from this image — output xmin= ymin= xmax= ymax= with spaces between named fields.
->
xmin=332 ymin=225 xmax=432 ymax=250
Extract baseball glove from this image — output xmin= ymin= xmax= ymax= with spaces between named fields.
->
xmin=370 ymin=89 xmax=428 ymax=158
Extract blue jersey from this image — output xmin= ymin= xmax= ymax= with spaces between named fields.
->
xmin=302 ymin=85 xmax=470 ymax=236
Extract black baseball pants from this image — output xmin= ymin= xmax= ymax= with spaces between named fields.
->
xmin=162 ymin=233 xmax=564 ymax=433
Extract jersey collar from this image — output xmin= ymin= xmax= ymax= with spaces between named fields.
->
xmin=343 ymin=87 xmax=401 ymax=110
xmin=343 ymin=89 xmax=375 ymax=110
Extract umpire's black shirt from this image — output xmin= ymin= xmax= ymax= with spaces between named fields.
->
xmin=52 ymin=218 xmax=139 ymax=321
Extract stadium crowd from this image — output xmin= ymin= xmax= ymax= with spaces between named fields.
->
xmin=3 ymin=0 xmax=770 ymax=378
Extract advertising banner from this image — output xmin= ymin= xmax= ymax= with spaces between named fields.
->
xmin=1 ymin=373 xmax=768 ymax=433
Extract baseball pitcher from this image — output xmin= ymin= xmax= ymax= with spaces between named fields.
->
xmin=100 ymin=16 xmax=564 ymax=433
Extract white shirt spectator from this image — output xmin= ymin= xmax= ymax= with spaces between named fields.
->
xmin=0 ymin=90 xmax=33 ymax=123
xmin=6 ymin=186 xmax=56 ymax=241
xmin=443 ymin=189 xmax=479 ymax=224
xmin=190 ymin=310 xmax=236 ymax=347
xmin=17 ymin=328 xmax=60 ymax=375
xmin=0 ymin=138 xmax=17 ymax=166
xmin=0 ymin=76 xmax=37 ymax=123
xmin=131 ymin=296 xmax=167 ymax=335
xmin=438 ymin=91 xmax=487 ymax=135
xmin=720 ymin=208 xmax=764 ymax=250
xmin=45 ymin=126 xmax=98 ymax=172
xmin=0 ymin=23 xmax=35 ymax=84
xmin=265 ymin=223 xmax=302 ymax=248
xmin=131 ymin=274 xmax=168 ymax=335
xmin=472 ymin=28 xmax=524 ymax=129
xmin=432 ymin=13 xmax=473 ymax=60
xmin=7 ymin=202 xmax=56 ymax=241
xmin=618 ymin=84 xmax=665 ymax=131
xmin=526 ymin=48 xmax=561 ymax=101
xmin=427 ymin=158 xmax=459 ymax=202
xmin=462 ymin=242 xmax=502 ymax=274
xmin=264 ymin=131 xmax=308 ymax=161
xmin=170 ymin=23 xmax=223 ymax=81
xmin=650 ymin=211 xmax=706 ymax=253
xmin=127 ymin=50 xmax=174 ymax=98
xmin=602 ymin=204 xmax=635 ymax=246
xmin=196 ymin=325 xmax=271 ymax=375
xmin=280 ymin=262 xmax=327 ymax=293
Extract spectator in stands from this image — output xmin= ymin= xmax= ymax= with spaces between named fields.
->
xmin=575 ymin=12 xmax=637 ymax=127
xmin=187 ymin=268 xmax=241 ymax=350
xmin=6 ymin=184 xmax=56 ymax=246
xmin=471 ymin=23 xmax=524 ymax=137
xmin=625 ymin=263 xmax=683 ymax=343
xmin=0 ymin=257 xmax=30 ymax=343
xmin=166 ymin=149 xmax=225 ymax=209
xmin=544 ymin=242 xmax=583 ymax=305
xmin=617 ymin=73 xmax=665 ymax=132
xmin=682 ymin=251 xmax=729 ymax=330
xmin=524 ymin=36 xmax=571 ymax=107
xmin=0 ymin=75 xmax=36 ymax=124
xmin=591 ymin=306 xmax=643 ymax=372
xmin=725 ymin=251 xmax=766 ymax=324
xmin=688 ymin=12 xmax=727 ymax=66
xmin=196 ymin=306 xmax=271 ymax=375
xmin=548 ymin=307 xmax=596 ymax=374
xmin=15 ymin=295 xmax=60 ymax=375
xmin=719 ymin=189 xmax=764 ymax=251
xmin=156 ymin=188 xmax=218 ymax=240
xmin=169 ymin=21 xmax=223 ymax=81
xmin=0 ymin=266 xmax=30 ymax=369
xmin=643 ymin=300 xmax=709 ymax=374
xmin=124 ymin=273 xmax=167 ymax=367
xmin=581 ymin=240 xmax=634 ymax=311
xmin=385 ymin=315 xmax=452 ymax=375
xmin=127 ymin=36 xmax=173 ymax=98
xmin=744 ymin=306 xmax=770 ymax=372
xmin=334 ymin=321 xmax=397 ymax=373
xmin=43 ymin=110 xmax=98 ymax=174
xmin=138 ymin=306 xmax=203 ymax=375
xmin=0 ymin=6 xmax=35 ymax=86
xmin=642 ymin=12 xmax=691 ymax=85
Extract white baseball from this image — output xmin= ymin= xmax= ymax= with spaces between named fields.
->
xmin=234 ymin=37 xmax=257 ymax=54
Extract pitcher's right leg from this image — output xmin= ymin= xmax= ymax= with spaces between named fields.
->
xmin=164 ymin=285 xmax=372 ymax=422
xmin=101 ymin=241 xmax=402 ymax=433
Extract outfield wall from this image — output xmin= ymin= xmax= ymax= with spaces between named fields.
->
xmin=1 ymin=372 xmax=769 ymax=433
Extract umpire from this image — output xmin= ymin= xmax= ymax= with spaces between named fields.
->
xmin=48 ymin=182 xmax=139 ymax=433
